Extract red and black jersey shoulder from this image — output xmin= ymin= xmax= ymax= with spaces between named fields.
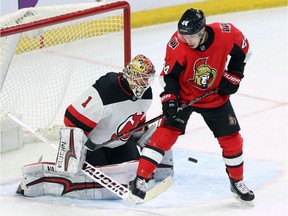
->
xmin=92 ymin=72 xmax=152 ymax=105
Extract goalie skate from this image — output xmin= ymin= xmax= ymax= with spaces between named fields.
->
xmin=230 ymin=179 xmax=255 ymax=207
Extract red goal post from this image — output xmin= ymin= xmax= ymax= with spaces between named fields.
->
xmin=0 ymin=1 xmax=131 ymax=140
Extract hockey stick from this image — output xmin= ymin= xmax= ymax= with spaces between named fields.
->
xmin=85 ymin=89 xmax=218 ymax=151
xmin=83 ymin=162 xmax=173 ymax=204
xmin=7 ymin=113 xmax=173 ymax=204
xmin=84 ymin=114 xmax=166 ymax=151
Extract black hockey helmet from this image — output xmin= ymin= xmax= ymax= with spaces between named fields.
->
xmin=178 ymin=8 xmax=206 ymax=35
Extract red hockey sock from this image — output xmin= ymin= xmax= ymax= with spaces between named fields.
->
xmin=226 ymin=166 xmax=244 ymax=181
xmin=137 ymin=157 xmax=158 ymax=179
xmin=218 ymin=132 xmax=244 ymax=181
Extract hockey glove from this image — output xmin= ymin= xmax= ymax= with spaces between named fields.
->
xmin=160 ymin=92 xmax=178 ymax=119
xmin=218 ymin=70 xmax=244 ymax=96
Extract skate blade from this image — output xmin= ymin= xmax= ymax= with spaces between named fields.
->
xmin=233 ymin=194 xmax=254 ymax=207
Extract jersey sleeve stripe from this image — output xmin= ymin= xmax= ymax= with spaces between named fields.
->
xmin=64 ymin=105 xmax=97 ymax=134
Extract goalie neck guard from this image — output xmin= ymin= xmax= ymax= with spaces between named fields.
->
xmin=123 ymin=54 xmax=155 ymax=99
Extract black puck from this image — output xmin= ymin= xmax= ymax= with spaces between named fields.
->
xmin=188 ymin=157 xmax=198 ymax=163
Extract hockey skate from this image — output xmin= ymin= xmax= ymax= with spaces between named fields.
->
xmin=128 ymin=176 xmax=148 ymax=204
xmin=229 ymin=178 xmax=255 ymax=207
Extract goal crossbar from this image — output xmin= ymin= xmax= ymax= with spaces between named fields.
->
xmin=1 ymin=1 xmax=131 ymax=66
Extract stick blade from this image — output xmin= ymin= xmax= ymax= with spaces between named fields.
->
xmin=144 ymin=176 xmax=173 ymax=202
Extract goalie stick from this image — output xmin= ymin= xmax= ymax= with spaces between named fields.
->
xmin=7 ymin=113 xmax=173 ymax=204
xmin=83 ymin=162 xmax=173 ymax=204
xmin=85 ymin=89 xmax=218 ymax=151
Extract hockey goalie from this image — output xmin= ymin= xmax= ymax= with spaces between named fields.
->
xmin=16 ymin=55 xmax=174 ymax=200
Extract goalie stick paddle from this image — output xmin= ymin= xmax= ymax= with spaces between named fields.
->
xmin=82 ymin=162 xmax=131 ymax=200
xmin=83 ymin=162 xmax=173 ymax=204
xmin=85 ymin=89 xmax=218 ymax=151
xmin=7 ymin=113 xmax=173 ymax=204
xmin=143 ymin=176 xmax=173 ymax=202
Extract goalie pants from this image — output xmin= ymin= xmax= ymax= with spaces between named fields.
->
xmin=86 ymin=136 xmax=140 ymax=166
xmin=85 ymin=134 xmax=174 ymax=182
xmin=138 ymin=99 xmax=245 ymax=181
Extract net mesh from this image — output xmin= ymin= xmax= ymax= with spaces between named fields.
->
xmin=0 ymin=1 xmax=129 ymax=140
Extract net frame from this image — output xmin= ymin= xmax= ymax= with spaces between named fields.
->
xmin=0 ymin=1 xmax=131 ymax=140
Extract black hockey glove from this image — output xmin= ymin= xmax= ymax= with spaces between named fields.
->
xmin=160 ymin=92 xmax=178 ymax=119
xmin=218 ymin=70 xmax=244 ymax=96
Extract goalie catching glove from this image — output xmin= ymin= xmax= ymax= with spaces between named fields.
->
xmin=218 ymin=70 xmax=244 ymax=96
xmin=135 ymin=123 xmax=157 ymax=148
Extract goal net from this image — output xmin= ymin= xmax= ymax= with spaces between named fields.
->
xmin=0 ymin=0 xmax=131 ymax=140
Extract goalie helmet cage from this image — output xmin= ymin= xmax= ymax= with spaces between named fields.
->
xmin=0 ymin=1 xmax=131 ymax=140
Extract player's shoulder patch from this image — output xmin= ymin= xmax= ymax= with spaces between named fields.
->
xmin=219 ymin=23 xmax=231 ymax=33
xmin=208 ymin=22 xmax=232 ymax=34
xmin=168 ymin=36 xmax=179 ymax=50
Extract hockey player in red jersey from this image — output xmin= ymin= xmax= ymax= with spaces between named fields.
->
xmin=16 ymin=55 xmax=173 ymax=199
xmin=130 ymin=9 xmax=255 ymax=206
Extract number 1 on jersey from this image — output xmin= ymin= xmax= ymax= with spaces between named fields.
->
xmin=82 ymin=96 xmax=92 ymax=108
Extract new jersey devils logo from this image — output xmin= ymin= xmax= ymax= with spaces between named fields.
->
xmin=112 ymin=112 xmax=145 ymax=141
xmin=187 ymin=57 xmax=217 ymax=90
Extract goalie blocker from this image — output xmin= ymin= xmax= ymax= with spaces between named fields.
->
xmin=17 ymin=127 xmax=174 ymax=199
xmin=55 ymin=127 xmax=87 ymax=176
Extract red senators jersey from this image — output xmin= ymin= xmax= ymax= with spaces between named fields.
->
xmin=64 ymin=72 xmax=152 ymax=148
xmin=160 ymin=22 xmax=250 ymax=108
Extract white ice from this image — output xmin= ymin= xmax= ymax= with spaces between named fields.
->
xmin=1 ymin=7 xmax=288 ymax=216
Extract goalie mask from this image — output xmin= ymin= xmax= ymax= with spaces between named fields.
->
xmin=123 ymin=54 xmax=155 ymax=99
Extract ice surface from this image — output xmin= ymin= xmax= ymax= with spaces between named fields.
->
xmin=1 ymin=7 xmax=287 ymax=216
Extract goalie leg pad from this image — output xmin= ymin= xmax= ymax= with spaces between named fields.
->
xmin=18 ymin=162 xmax=57 ymax=197
xmin=18 ymin=162 xmax=92 ymax=198
xmin=55 ymin=127 xmax=87 ymax=175
xmin=18 ymin=161 xmax=144 ymax=200
xmin=155 ymin=149 xmax=174 ymax=182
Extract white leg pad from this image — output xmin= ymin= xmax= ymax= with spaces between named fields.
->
xmin=18 ymin=161 xmax=144 ymax=200
xmin=155 ymin=149 xmax=174 ymax=182
xmin=19 ymin=162 xmax=57 ymax=196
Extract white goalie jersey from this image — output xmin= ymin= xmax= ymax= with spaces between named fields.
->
xmin=64 ymin=72 xmax=152 ymax=149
